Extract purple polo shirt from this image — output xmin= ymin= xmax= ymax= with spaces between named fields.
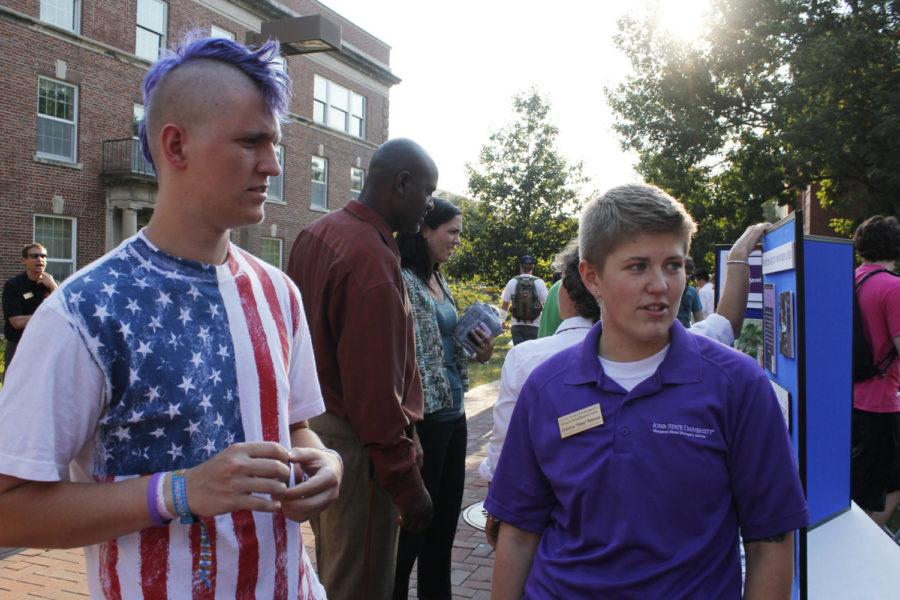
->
xmin=485 ymin=321 xmax=808 ymax=599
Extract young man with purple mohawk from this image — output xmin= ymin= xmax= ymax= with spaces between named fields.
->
xmin=0 ymin=36 xmax=340 ymax=599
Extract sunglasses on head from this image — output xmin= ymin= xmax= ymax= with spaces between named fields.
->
xmin=28 ymin=253 xmax=47 ymax=259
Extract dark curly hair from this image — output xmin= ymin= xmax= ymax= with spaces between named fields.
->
xmin=552 ymin=239 xmax=601 ymax=322
xmin=853 ymin=215 xmax=900 ymax=263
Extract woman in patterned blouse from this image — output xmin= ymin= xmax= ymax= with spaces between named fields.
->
xmin=394 ymin=197 xmax=494 ymax=600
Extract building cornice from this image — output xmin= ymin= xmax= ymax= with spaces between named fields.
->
xmin=2 ymin=3 xmax=400 ymax=88
xmin=238 ymin=0 xmax=400 ymax=86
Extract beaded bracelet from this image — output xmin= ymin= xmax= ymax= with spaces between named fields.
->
xmin=146 ymin=472 xmax=170 ymax=527
xmin=171 ymin=469 xmax=194 ymax=525
xmin=171 ymin=470 xmax=213 ymax=588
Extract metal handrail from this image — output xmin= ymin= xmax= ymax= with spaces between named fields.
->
xmin=101 ymin=138 xmax=155 ymax=178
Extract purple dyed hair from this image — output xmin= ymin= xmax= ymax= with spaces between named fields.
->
xmin=138 ymin=35 xmax=291 ymax=167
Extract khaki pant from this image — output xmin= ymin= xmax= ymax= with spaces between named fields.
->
xmin=310 ymin=412 xmax=400 ymax=600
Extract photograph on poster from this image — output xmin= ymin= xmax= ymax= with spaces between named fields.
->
xmin=769 ymin=380 xmax=791 ymax=432
xmin=763 ymin=283 xmax=777 ymax=374
xmin=779 ymin=291 xmax=795 ymax=359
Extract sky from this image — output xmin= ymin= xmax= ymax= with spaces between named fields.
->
xmin=316 ymin=0 xmax=677 ymax=199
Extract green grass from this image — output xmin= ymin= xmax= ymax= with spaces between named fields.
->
xmin=466 ymin=331 xmax=512 ymax=388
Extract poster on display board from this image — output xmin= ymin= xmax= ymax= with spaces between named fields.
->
xmin=714 ymin=247 xmax=763 ymax=320
xmin=762 ymin=283 xmax=777 ymax=374
xmin=780 ymin=291 xmax=795 ymax=358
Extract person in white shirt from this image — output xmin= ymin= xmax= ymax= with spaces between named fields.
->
xmin=481 ymin=223 xmax=769 ymax=546
xmin=695 ymin=268 xmax=715 ymax=318
xmin=501 ymin=255 xmax=550 ymax=345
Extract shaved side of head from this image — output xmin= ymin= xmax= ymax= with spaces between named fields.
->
xmin=138 ymin=36 xmax=290 ymax=168
xmin=145 ymin=60 xmax=259 ymax=165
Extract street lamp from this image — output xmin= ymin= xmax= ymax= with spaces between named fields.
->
xmin=246 ymin=14 xmax=342 ymax=55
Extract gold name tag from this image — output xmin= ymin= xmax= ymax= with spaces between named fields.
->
xmin=558 ymin=404 xmax=604 ymax=439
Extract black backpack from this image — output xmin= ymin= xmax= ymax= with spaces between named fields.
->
xmin=510 ymin=276 xmax=542 ymax=322
xmin=852 ymin=268 xmax=899 ymax=382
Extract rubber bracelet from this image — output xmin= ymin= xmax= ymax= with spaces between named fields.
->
xmin=171 ymin=469 xmax=195 ymax=525
xmin=156 ymin=472 xmax=174 ymax=521
xmin=146 ymin=472 xmax=169 ymax=527
xmin=726 ymin=259 xmax=750 ymax=266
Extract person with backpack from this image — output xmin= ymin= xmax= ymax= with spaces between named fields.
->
xmin=501 ymin=255 xmax=549 ymax=345
xmin=851 ymin=215 xmax=900 ymax=528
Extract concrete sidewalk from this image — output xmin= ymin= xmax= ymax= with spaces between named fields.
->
xmin=0 ymin=382 xmax=500 ymax=599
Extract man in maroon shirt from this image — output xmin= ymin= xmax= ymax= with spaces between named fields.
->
xmin=287 ymin=138 xmax=437 ymax=599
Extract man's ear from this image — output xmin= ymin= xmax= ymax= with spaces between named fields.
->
xmin=578 ymin=258 xmax=603 ymax=301
xmin=393 ymin=170 xmax=411 ymax=196
xmin=159 ymin=123 xmax=188 ymax=170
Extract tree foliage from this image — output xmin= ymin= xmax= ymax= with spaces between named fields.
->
xmin=446 ymin=90 xmax=586 ymax=286
xmin=608 ymin=0 xmax=900 ymax=265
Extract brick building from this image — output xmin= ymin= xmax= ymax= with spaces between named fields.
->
xmin=0 ymin=0 xmax=399 ymax=329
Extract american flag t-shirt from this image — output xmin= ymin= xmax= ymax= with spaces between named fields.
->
xmin=51 ymin=233 xmax=325 ymax=599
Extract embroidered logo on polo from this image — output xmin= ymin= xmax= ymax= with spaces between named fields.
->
xmin=651 ymin=422 xmax=716 ymax=439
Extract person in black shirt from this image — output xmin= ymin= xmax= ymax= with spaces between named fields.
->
xmin=2 ymin=243 xmax=58 ymax=374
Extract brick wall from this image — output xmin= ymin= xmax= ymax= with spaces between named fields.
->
xmin=0 ymin=0 xmax=394 ymax=330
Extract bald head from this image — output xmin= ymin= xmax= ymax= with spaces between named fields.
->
xmin=367 ymin=138 xmax=436 ymax=183
xmin=360 ymin=138 xmax=438 ymax=233
xmin=145 ymin=60 xmax=263 ymax=168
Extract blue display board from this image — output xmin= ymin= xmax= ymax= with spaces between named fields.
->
xmin=759 ymin=213 xmax=855 ymax=599
xmin=760 ymin=215 xmax=804 ymax=599
xmin=802 ymin=237 xmax=853 ymax=525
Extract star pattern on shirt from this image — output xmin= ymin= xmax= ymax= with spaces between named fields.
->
xmin=59 ymin=237 xmax=244 ymax=476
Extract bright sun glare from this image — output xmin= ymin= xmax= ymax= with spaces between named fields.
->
xmin=655 ymin=0 xmax=709 ymax=43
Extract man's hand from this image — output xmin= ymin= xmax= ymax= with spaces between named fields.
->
xmin=36 ymin=272 xmax=58 ymax=292
xmin=398 ymin=487 xmax=433 ymax=533
xmin=728 ymin=223 xmax=770 ymax=261
xmin=277 ymin=447 xmax=342 ymax=523
xmin=412 ymin=428 xmax=424 ymax=470
xmin=181 ymin=441 xmax=292 ymax=517
xmin=485 ymin=513 xmax=501 ymax=548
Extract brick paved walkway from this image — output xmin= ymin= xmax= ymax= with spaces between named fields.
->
xmin=0 ymin=381 xmax=500 ymax=599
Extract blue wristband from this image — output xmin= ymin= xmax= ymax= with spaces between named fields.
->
xmin=170 ymin=469 xmax=195 ymax=525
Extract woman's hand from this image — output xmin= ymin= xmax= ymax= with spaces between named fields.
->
xmin=469 ymin=327 xmax=494 ymax=363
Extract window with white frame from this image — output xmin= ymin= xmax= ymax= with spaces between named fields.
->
xmin=210 ymin=25 xmax=234 ymax=40
xmin=40 ymin=0 xmax=80 ymax=32
xmin=267 ymin=145 xmax=284 ymax=203
xmin=132 ymin=104 xmax=144 ymax=138
xmin=37 ymin=77 xmax=78 ymax=162
xmin=34 ymin=215 xmax=77 ymax=281
xmin=311 ymin=156 xmax=328 ymax=210
xmin=350 ymin=167 xmax=365 ymax=201
xmin=313 ymin=75 xmax=366 ymax=138
xmin=135 ymin=0 xmax=167 ymax=62
xmin=260 ymin=237 xmax=283 ymax=269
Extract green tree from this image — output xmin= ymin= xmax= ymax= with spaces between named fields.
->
xmin=608 ymin=0 xmax=900 ymax=263
xmin=447 ymin=89 xmax=586 ymax=286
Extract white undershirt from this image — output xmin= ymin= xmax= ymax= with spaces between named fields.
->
xmin=599 ymin=345 xmax=670 ymax=392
